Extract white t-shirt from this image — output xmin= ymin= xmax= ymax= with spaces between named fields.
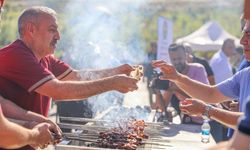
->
xmin=210 ymin=50 xmax=233 ymax=84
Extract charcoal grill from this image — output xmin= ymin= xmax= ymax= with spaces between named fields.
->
xmin=55 ymin=106 xmax=215 ymax=150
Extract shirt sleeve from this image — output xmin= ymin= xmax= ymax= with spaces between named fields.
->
xmin=216 ymin=70 xmax=241 ymax=100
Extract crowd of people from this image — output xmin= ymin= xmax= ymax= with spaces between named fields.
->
xmin=0 ymin=0 xmax=250 ymax=150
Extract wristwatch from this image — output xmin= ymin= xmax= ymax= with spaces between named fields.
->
xmin=202 ymin=104 xmax=213 ymax=120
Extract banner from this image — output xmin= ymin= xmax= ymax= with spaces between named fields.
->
xmin=157 ymin=16 xmax=173 ymax=64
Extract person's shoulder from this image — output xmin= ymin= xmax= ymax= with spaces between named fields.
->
xmin=0 ymin=39 xmax=28 ymax=54
xmin=210 ymin=54 xmax=224 ymax=65
xmin=0 ymin=40 xmax=36 ymax=62
xmin=233 ymin=67 xmax=250 ymax=80
xmin=239 ymin=67 xmax=250 ymax=73
xmin=189 ymin=62 xmax=204 ymax=68
xmin=194 ymin=56 xmax=207 ymax=63
xmin=189 ymin=63 xmax=207 ymax=74
xmin=194 ymin=56 xmax=210 ymax=65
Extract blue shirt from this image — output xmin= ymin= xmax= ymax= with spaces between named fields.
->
xmin=217 ymin=67 xmax=250 ymax=113
xmin=238 ymin=100 xmax=250 ymax=135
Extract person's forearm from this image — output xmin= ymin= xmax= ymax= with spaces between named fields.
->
xmin=7 ymin=118 xmax=29 ymax=127
xmin=0 ymin=114 xmax=35 ymax=149
xmin=0 ymin=98 xmax=47 ymax=122
xmin=174 ymin=89 xmax=190 ymax=99
xmin=209 ymin=107 xmax=243 ymax=129
xmin=7 ymin=118 xmax=39 ymax=129
xmin=79 ymin=67 xmax=122 ymax=80
xmin=38 ymin=76 xmax=116 ymax=100
xmin=175 ymin=74 xmax=227 ymax=103
xmin=63 ymin=67 xmax=122 ymax=81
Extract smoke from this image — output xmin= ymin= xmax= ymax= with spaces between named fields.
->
xmin=61 ymin=0 xmax=149 ymax=116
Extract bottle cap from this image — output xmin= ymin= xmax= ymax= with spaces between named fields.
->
xmin=204 ymin=119 xmax=209 ymax=123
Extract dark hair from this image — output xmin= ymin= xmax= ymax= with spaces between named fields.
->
xmin=168 ymin=43 xmax=185 ymax=52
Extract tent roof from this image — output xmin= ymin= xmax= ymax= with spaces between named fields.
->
xmin=176 ymin=21 xmax=240 ymax=51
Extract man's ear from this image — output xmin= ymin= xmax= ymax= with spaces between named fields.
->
xmin=25 ymin=22 xmax=36 ymax=37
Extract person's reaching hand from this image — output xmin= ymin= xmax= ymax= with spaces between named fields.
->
xmin=151 ymin=60 xmax=180 ymax=81
xmin=30 ymin=122 xmax=54 ymax=149
xmin=112 ymin=74 xmax=139 ymax=93
xmin=180 ymin=99 xmax=206 ymax=117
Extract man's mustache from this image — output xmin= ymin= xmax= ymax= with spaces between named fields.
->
xmin=51 ymin=40 xmax=58 ymax=45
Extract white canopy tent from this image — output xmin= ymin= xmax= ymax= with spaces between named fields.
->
xmin=176 ymin=21 xmax=240 ymax=51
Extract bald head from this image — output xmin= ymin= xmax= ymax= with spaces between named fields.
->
xmin=222 ymin=38 xmax=236 ymax=57
xmin=18 ymin=6 xmax=57 ymax=38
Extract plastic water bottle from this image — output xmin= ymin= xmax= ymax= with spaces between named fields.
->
xmin=201 ymin=119 xmax=210 ymax=143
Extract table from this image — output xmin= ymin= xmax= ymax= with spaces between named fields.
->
xmin=142 ymin=123 xmax=215 ymax=150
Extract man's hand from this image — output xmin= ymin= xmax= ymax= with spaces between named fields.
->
xmin=151 ymin=60 xmax=180 ymax=81
xmin=113 ymin=74 xmax=139 ymax=93
xmin=115 ymin=64 xmax=135 ymax=76
xmin=30 ymin=123 xmax=54 ymax=149
xmin=130 ymin=65 xmax=143 ymax=80
xmin=229 ymin=101 xmax=239 ymax=112
xmin=179 ymin=99 xmax=206 ymax=117
xmin=25 ymin=119 xmax=62 ymax=145
xmin=44 ymin=119 xmax=62 ymax=144
xmin=221 ymin=101 xmax=239 ymax=112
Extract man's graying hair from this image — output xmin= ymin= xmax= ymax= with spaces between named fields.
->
xmin=18 ymin=6 xmax=57 ymax=38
